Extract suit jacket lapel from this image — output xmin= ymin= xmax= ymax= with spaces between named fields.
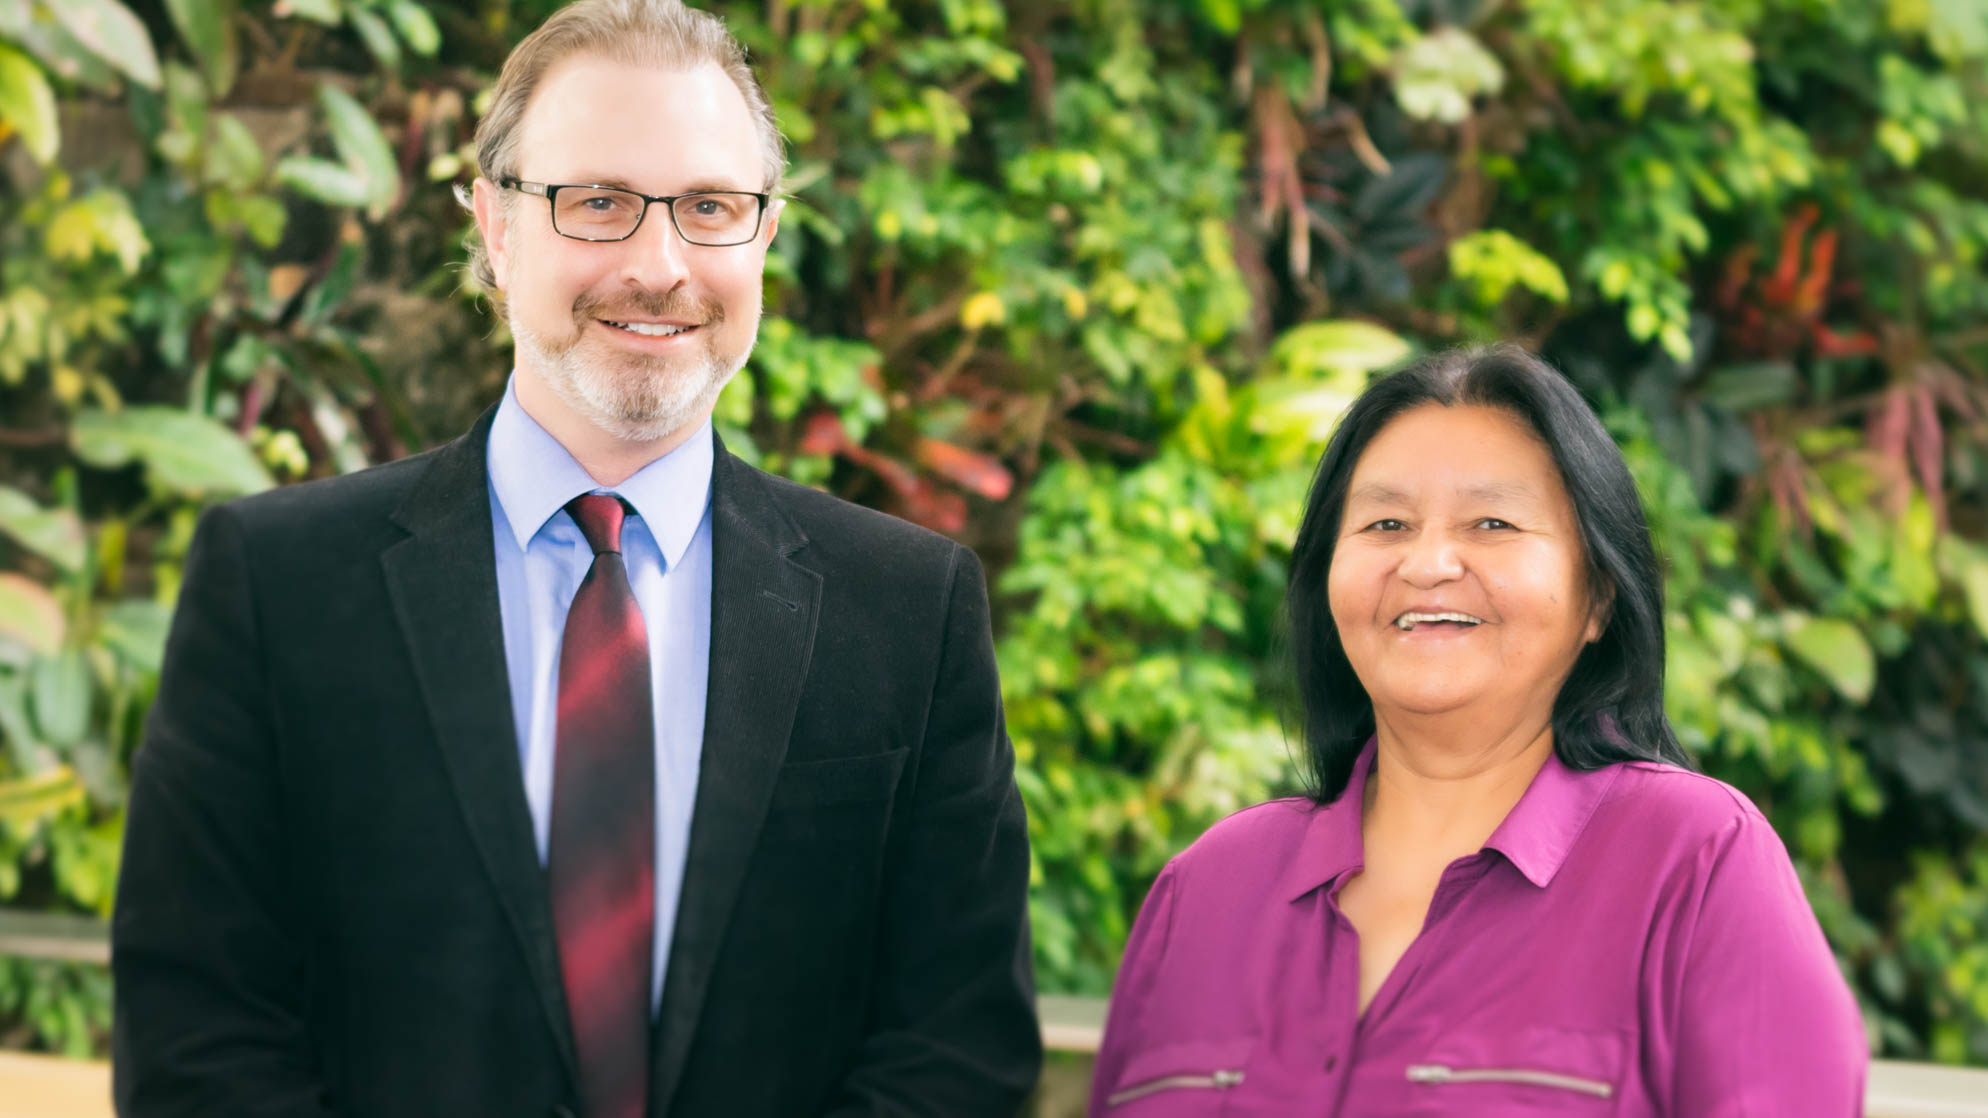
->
xmin=379 ymin=406 xmax=580 ymax=1084
xmin=651 ymin=441 xmax=822 ymax=1114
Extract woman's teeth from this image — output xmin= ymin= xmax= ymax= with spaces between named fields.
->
xmin=1394 ymin=611 xmax=1485 ymax=630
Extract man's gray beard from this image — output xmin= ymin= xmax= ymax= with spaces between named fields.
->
xmin=510 ymin=314 xmax=751 ymax=443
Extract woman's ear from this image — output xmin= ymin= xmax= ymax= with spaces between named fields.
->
xmin=1585 ymin=579 xmax=1615 ymax=644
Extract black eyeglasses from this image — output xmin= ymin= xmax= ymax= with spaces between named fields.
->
xmin=500 ymin=179 xmax=771 ymax=246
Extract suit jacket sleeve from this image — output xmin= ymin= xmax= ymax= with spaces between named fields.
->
xmin=112 ymin=504 xmax=338 ymax=1117
xmin=823 ymin=545 xmax=1042 ymax=1116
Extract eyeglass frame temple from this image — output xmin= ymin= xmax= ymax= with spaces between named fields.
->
xmin=497 ymin=178 xmax=771 ymax=245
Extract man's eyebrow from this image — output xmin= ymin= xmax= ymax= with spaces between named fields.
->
xmin=560 ymin=175 xmax=759 ymax=194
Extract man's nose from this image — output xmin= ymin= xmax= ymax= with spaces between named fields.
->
xmin=617 ymin=202 xmax=692 ymax=291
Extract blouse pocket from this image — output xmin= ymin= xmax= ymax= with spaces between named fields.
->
xmin=1404 ymin=1025 xmax=1623 ymax=1106
xmin=1103 ymin=1037 xmax=1255 ymax=1112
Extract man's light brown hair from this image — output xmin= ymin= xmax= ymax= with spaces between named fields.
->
xmin=459 ymin=0 xmax=785 ymax=299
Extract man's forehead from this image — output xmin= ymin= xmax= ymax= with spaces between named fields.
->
xmin=515 ymin=55 xmax=761 ymax=188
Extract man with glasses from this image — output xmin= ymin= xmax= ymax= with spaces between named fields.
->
xmin=110 ymin=1 xmax=1041 ymax=1116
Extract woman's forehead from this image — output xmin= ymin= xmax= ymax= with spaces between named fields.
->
xmin=1346 ymin=404 xmax=1567 ymax=503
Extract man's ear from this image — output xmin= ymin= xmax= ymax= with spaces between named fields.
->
xmin=471 ymin=177 xmax=514 ymax=291
xmin=761 ymin=196 xmax=785 ymax=247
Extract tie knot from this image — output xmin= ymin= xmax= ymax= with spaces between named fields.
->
xmin=566 ymin=494 xmax=629 ymax=555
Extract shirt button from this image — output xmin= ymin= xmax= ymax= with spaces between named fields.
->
xmin=1323 ymin=1054 xmax=1339 ymax=1072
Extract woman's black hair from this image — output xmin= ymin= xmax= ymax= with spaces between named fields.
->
xmin=1286 ymin=343 xmax=1689 ymax=802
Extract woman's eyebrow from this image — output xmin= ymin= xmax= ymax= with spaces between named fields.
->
xmin=1347 ymin=481 xmax=1539 ymax=506
xmin=1347 ymin=482 xmax=1412 ymax=507
xmin=1458 ymin=480 xmax=1539 ymax=503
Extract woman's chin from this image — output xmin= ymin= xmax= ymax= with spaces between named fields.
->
xmin=1371 ymin=688 xmax=1487 ymax=719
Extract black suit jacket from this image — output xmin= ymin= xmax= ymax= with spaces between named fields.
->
xmin=111 ymin=408 xmax=1041 ymax=1117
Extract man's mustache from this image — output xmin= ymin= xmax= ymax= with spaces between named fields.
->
xmin=574 ymin=289 xmax=724 ymax=324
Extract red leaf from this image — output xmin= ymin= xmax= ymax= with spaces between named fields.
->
xmin=1794 ymin=227 xmax=1837 ymax=313
xmin=914 ymin=437 xmax=1014 ymax=500
xmin=1765 ymin=203 xmax=1819 ymax=305
xmin=1907 ymin=388 xmax=1947 ymax=530
xmin=798 ymin=412 xmax=852 ymax=456
xmin=1812 ymin=324 xmax=1877 ymax=357
xmin=898 ymin=482 xmax=968 ymax=534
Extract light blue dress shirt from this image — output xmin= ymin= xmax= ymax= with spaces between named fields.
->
xmin=486 ymin=376 xmax=712 ymax=1012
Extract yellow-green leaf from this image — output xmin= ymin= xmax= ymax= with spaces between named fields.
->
xmin=45 ymin=189 xmax=150 ymax=275
xmin=276 ymin=155 xmax=371 ymax=206
xmin=388 ymin=0 xmax=440 ymax=56
xmin=318 ymin=83 xmax=400 ymax=215
xmin=52 ymin=0 xmax=161 ymax=89
xmin=0 ymin=573 xmax=65 ymax=655
xmin=166 ymin=0 xmax=238 ymax=94
xmin=1949 ymin=541 xmax=1988 ymax=641
xmin=99 ymin=599 xmax=173 ymax=672
xmin=1266 ymin=319 xmax=1413 ymax=380
xmin=1781 ymin=613 xmax=1876 ymax=704
xmin=0 ymin=44 xmax=59 ymax=164
xmin=276 ymin=0 xmax=343 ymax=24
xmin=0 ymin=766 xmax=87 ymax=829
xmin=72 ymin=406 xmax=274 ymax=497
xmin=0 ymin=485 xmax=87 ymax=572
xmin=29 ymin=649 xmax=91 ymax=746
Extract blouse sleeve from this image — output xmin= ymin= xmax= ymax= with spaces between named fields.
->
xmin=1088 ymin=860 xmax=1181 ymax=1116
xmin=1667 ymin=812 xmax=1867 ymax=1115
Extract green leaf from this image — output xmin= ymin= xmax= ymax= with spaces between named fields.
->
xmin=71 ymin=406 xmax=274 ymax=497
xmin=1781 ymin=614 xmax=1875 ymax=704
xmin=1700 ymin=362 xmax=1799 ymax=411
xmin=0 ymin=573 xmax=65 ymax=655
xmin=1947 ymin=540 xmax=1988 ymax=641
xmin=0 ymin=486 xmax=87 ymax=572
xmin=0 ymin=766 xmax=86 ymax=828
xmin=1394 ymin=27 xmax=1505 ymax=124
xmin=50 ymin=0 xmax=161 ymax=88
xmin=276 ymin=155 xmax=372 ymax=207
xmin=276 ymin=0 xmax=343 ymax=23
xmin=318 ymin=83 xmax=400 ymax=215
xmin=45 ymin=189 xmax=150 ymax=275
xmin=208 ymin=112 xmax=265 ymax=187
xmin=387 ymin=0 xmax=440 ymax=57
xmin=29 ymin=650 xmax=91 ymax=746
xmin=347 ymin=6 xmax=400 ymax=69
xmin=1266 ymin=319 xmax=1414 ymax=379
xmin=238 ymin=194 xmax=288 ymax=248
xmin=0 ymin=44 xmax=59 ymax=164
xmin=99 ymin=600 xmax=173 ymax=673
xmin=165 ymin=0 xmax=238 ymax=94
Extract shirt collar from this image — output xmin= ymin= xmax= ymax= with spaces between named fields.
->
xmin=1279 ymin=740 xmax=1375 ymax=902
xmin=1481 ymin=745 xmax=1621 ymax=888
xmin=1280 ymin=736 xmax=1622 ymax=901
xmin=486 ymin=374 xmax=714 ymax=569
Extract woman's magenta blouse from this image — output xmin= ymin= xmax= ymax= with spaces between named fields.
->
xmin=1091 ymin=742 xmax=1867 ymax=1115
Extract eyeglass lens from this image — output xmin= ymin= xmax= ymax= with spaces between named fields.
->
xmin=552 ymin=188 xmax=760 ymax=244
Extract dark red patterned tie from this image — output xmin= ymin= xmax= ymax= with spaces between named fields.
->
xmin=549 ymin=494 xmax=654 ymax=1118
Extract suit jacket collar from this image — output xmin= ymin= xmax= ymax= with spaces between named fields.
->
xmin=381 ymin=409 xmax=824 ymax=1113
xmin=380 ymin=405 xmax=582 ymax=1084
xmin=650 ymin=437 xmax=822 ymax=1114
